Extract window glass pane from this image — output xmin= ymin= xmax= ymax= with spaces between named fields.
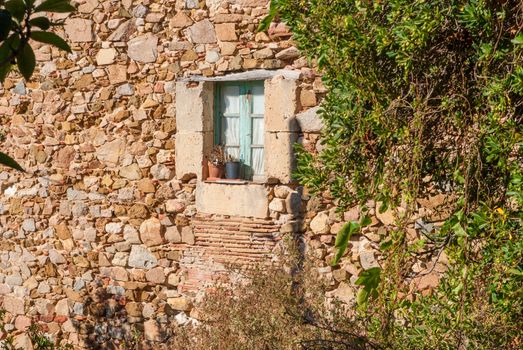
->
xmin=251 ymin=85 xmax=264 ymax=115
xmin=251 ymin=147 xmax=264 ymax=176
xmin=222 ymin=117 xmax=240 ymax=146
xmin=222 ymin=85 xmax=240 ymax=114
xmin=252 ymin=117 xmax=264 ymax=145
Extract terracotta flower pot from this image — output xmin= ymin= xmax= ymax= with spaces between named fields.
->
xmin=208 ymin=161 xmax=224 ymax=179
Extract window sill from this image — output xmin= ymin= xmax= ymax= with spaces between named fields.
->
xmin=204 ymin=177 xmax=266 ymax=185
xmin=204 ymin=178 xmax=249 ymax=185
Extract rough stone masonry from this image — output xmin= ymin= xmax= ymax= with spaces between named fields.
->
xmin=0 ymin=0 xmax=446 ymax=348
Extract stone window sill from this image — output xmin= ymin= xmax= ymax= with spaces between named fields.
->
xmin=204 ymin=179 xmax=249 ymax=185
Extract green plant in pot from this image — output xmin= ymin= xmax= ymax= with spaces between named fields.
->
xmin=225 ymin=154 xmax=241 ymax=179
xmin=208 ymin=145 xmax=225 ymax=179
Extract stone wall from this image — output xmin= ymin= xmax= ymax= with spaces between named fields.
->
xmin=0 ymin=0 xmax=327 ymax=348
xmin=0 ymin=0 xmax=445 ymax=348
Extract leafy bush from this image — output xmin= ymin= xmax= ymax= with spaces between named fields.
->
xmin=168 ymin=246 xmax=378 ymax=350
xmin=264 ymin=0 xmax=523 ymax=348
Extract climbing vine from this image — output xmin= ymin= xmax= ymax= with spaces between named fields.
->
xmin=265 ymin=0 xmax=523 ymax=348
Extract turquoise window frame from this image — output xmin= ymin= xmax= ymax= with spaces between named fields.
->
xmin=214 ymin=81 xmax=264 ymax=180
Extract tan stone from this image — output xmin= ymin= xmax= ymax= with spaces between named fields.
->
xmin=264 ymin=131 xmax=298 ymax=184
xmin=253 ymin=48 xmax=273 ymax=59
xmin=269 ymin=198 xmax=286 ymax=213
xmin=214 ymin=14 xmax=244 ymax=23
xmin=3 ymin=295 xmax=24 ymax=315
xmin=128 ymin=204 xmax=148 ymax=219
xmin=139 ymin=218 xmax=164 ymax=246
xmin=376 ymin=202 xmax=395 ymax=225
xmin=119 ymin=163 xmax=142 ymax=180
xmin=165 ymin=226 xmax=182 ymax=243
xmin=300 ymin=89 xmax=317 ymax=107
xmin=125 ymin=302 xmax=142 ymax=317
xmin=54 ymin=222 xmax=72 ymax=240
xmin=167 ymin=297 xmax=191 ymax=311
xmin=145 ymin=267 xmax=165 ymax=283
xmin=127 ymin=34 xmax=158 ymax=63
xmin=96 ymin=48 xmax=116 ymax=65
xmin=170 ymin=11 xmax=193 ymax=28
xmin=219 ymin=41 xmax=237 ymax=55
xmin=265 ymin=76 xmax=298 ymax=132
xmin=96 ymin=139 xmax=126 ymax=167
xmin=187 ymin=19 xmax=216 ymax=44
xmin=108 ymin=65 xmax=127 ymax=84
xmin=55 ymin=146 xmax=75 ymax=168
xmin=175 ymin=81 xmax=214 ymax=132
xmin=137 ymin=179 xmax=156 ymax=193
xmin=196 ymin=182 xmax=269 ymax=218
xmin=14 ymin=316 xmax=32 ymax=331
xmin=216 ymin=23 xmax=237 ymax=41
xmin=64 ymin=18 xmax=94 ymax=42
xmin=276 ymin=46 xmax=300 ymax=60
xmin=175 ymin=131 xmax=213 ymax=180
xmin=310 ymin=212 xmax=330 ymax=234
xmin=144 ymin=319 xmax=162 ymax=341
xmin=181 ymin=226 xmax=195 ymax=245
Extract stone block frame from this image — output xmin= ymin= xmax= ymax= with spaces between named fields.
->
xmin=175 ymin=70 xmax=301 ymax=184
xmin=174 ymin=70 xmax=301 ymax=218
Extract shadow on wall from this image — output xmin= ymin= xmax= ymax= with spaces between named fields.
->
xmin=68 ymin=279 xmax=189 ymax=350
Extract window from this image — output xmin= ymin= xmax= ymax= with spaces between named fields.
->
xmin=214 ymin=81 xmax=265 ymax=182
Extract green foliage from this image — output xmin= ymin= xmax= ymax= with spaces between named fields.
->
xmin=0 ymin=0 xmax=74 ymax=82
xmin=0 ymin=309 xmax=71 ymax=350
xmin=269 ymin=0 xmax=523 ymax=348
xmin=0 ymin=0 xmax=75 ymax=172
xmin=355 ymin=267 xmax=381 ymax=309
xmin=332 ymin=216 xmax=371 ymax=265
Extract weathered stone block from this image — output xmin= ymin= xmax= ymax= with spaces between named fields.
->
xmin=196 ymin=182 xmax=269 ymax=218
xmin=264 ymin=131 xmax=298 ymax=184
xmin=139 ymin=218 xmax=164 ymax=247
xmin=216 ymin=23 xmax=237 ymax=41
xmin=128 ymin=245 xmax=158 ymax=269
xmin=64 ymin=18 xmax=94 ymax=42
xmin=296 ymin=106 xmax=324 ymax=133
xmin=127 ymin=34 xmax=158 ymax=63
xmin=175 ymin=131 xmax=213 ymax=180
xmin=175 ymin=81 xmax=214 ymax=132
xmin=265 ymin=76 xmax=299 ymax=132
xmin=187 ymin=19 xmax=216 ymax=44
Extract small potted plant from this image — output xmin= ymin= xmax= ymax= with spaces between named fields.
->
xmin=208 ymin=145 xmax=225 ymax=179
xmin=225 ymin=154 xmax=241 ymax=179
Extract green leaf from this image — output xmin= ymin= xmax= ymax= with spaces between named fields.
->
xmin=5 ymin=0 xmax=27 ymax=22
xmin=452 ymin=223 xmax=467 ymax=237
xmin=34 ymin=0 xmax=76 ymax=13
xmin=356 ymin=288 xmax=369 ymax=307
xmin=360 ymin=215 xmax=372 ymax=226
xmin=331 ymin=221 xmax=360 ymax=265
xmin=16 ymin=42 xmax=35 ymax=80
xmin=355 ymin=267 xmax=381 ymax=308
xmin=257 ymin=0 xmax=278 ymax=32
xmin=0 ymin=63 xmax=11 ymax=82
xmin=355 ymin=267 xmax=381 ymax=288
xmin=511 ymin=33 xmax=523 ymax=46
xmin=29 ymin=17 xmax=51 ymax=30
xmin=0 ymin=34 xmax=18 ymax=68
xmin=379 ymin=239 xmax=393 ymax=250
xmin=0 ymin=10 xmax=13 ymax=41
xmin=30 ymin=31 xmax=71 ymax=52
xmin=0 ymin=152 xmax=24 ymax=172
